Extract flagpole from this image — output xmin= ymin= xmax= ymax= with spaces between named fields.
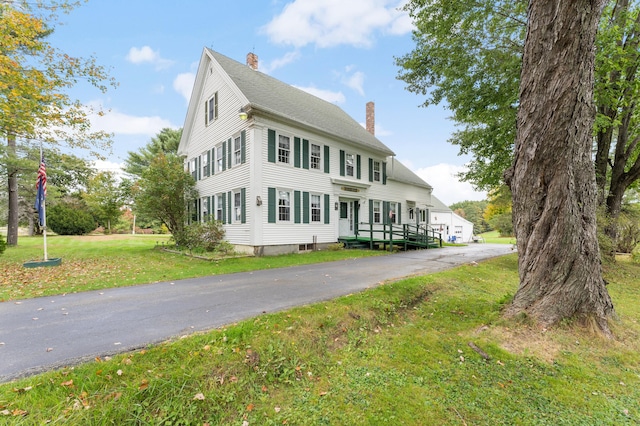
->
xmin=39 ymin=143 xmax=48 ymax=261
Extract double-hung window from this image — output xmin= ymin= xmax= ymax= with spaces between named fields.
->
xmin=202 ymin=152 xmax=209 ymax=177
xmin=278 ymin=135 xmax=290 ymax=164
xmin=205 ymin=93 xmax=218 ymax=125
xmin=310 ymin=143 xmax=321 ymax=170
xmin=372 ymin=160 xmax=381 ymax=182
xmin=345 ymin=153 xmax=355 ymax=177
xmin=311 ymin=194 xmax=321 ymax=222
xmin=389 ymin=202 xmax=397 ymax=224
xmin=216 ymin=195 xmax=223 ymax=221
xmin=234 ymin=191 xmax=242 ymax=222
xmin=233 ymin=136 xmax=241 ymax=165
xmin=373 ymin=200 xmax=381 ymax=224
xmin=278 ymin=190 xmax=290 ymax=221
xmin=216 ymin=145 xmax=224 ymax=173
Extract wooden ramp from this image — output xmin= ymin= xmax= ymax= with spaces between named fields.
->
xmin=338 ymin=223 xmax=442 ymax=251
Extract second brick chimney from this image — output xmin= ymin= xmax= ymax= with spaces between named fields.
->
xmin=366 ymin=101 xmax=375 ymax=135
xmin=246 ymin=52 xmax=258 ymax=70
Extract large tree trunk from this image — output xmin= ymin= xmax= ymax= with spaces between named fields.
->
xmin=505 ymin=0 xmax=614 ymax=334
xmin=6 ymin=134 xmax=19 ymax=246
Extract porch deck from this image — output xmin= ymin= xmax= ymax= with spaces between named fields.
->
xmin=338 ymin=223 xmax=442 ymax=251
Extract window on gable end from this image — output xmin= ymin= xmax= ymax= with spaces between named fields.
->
xmin=202 ymin=151 xmax=209 ymax=177
xmin=233 ymin=135 xmax=242 ymax=165
xmin=216 ymin=144 xmax=224 ymax=172
xmin=234 ymin=191 xmax=242 ymax=222
xmin=205 ymin=92 xmax=218 ymax=125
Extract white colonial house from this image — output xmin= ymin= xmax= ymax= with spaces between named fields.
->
xmin=178 ymin=49 xmax=468 ymax=255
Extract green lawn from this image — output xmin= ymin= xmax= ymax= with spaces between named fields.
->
xmin=1 ymin=241 xmax=638 ymax=425
xmin=478 ymin=230 xmax=516 ymax=245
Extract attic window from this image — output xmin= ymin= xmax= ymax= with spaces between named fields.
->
xmin=205 ymin=92 xmax=218 ymax=125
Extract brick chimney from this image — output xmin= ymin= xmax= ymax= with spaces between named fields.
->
xmin=366 ymin=101 xmax=375 ymax=135
xmin=246 ymin=52 xmax=258 ymax=70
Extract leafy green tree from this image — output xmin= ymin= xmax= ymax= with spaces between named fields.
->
xmin=1 ymin=1 xmax=115 ymax=246
xmin=133 ymin=153 xmax=197 ymax=244
xmin=449 ymin=200 xmax=491 ymax=234
xmin=48 ymin=200 xmax=96 ymax=236
xmin=83 ymin=171 xmax=124 ymax=233
xmin=124 ymin=128 xmax=182 ymax=177
xmin=397 ymin=0 xmax=640 ymax=250
xmin=397 ymin=0 xmax=526 ymax=191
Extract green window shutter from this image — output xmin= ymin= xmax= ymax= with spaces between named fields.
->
xmin=382 ymin=162 xmax=387 ymax=185
xmin=222 ymin=141 xmax=227 ymax=171
xmin=197 ymin=156 xmax=201 ymax=181
xmin=227 ymin=191 xmax=232 ymax=223
xmin=368 ymin=158 xmax=373 ymax=182
xmin=303 ymin=192 xmax=309 ymax=224
xmin=204 ymin=100 xmax=207 ymax=125
xmin=227 ymin=138 xmax=232 ymax=169
xmin=383 ymin=201 xmax=390 ymax=224
xmin=324 ymin=194 xmax=330 ymax=224
xmin=302 ymin=139 xmax=309 ymax=169
xmin=209 ymin=196 xmax=213 ymax=221
xmin=222 ymin=193 xmax=227 ymax=224
xmin=241 ymin=188 xmax=246 ymax=223
xmin=294 ymin=190 xmax=301 ymax=224
xmin=398 ymin=203 xmax=402 ymax=224
xmin=268 ymin=129 xmax=276 ymax=163
xmin=268 ymin=187 xmax=276 ymax=223
xmin=339 ymin=150 xmax=345 ymax=176
xmin=324 ymin=145 xmax=330 ymax=173
xmin=206 ymin=151 xmax=211 ymax=177
xmin=211 ymin=148 xmax=216 ymax=175
xmin=356 ymin=155 xmax=361 ymax=179
xmin=294 ymin=137 xmax=301 ymax=168
xmin=369 ymin=200 xmax=373 ymax=223
xmin=241 ymin=130 xmax=246 ymax=164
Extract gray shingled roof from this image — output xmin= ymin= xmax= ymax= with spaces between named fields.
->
xmin=208 ymin=49 xmax=394 ymax=156
xmin=387 ymin=158 xmax=433 ymax=189
xmin=429 ymin=194 xmax=451 ymax=211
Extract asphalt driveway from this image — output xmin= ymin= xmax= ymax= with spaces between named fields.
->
xmin=0 ymin=243 xmax=514 ymax=383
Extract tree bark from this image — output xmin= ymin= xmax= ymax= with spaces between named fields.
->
xmin=6 ymin=134 xmax=19 ymax=246
xmin=505 ymin=0 xmax=614 ymax=334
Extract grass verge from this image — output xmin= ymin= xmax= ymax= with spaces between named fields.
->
xmin=0 ymin=235 xmax=385 ymax=301
xmin=1 ymin=254 xmax=638 ymax=424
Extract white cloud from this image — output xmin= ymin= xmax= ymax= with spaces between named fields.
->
xmin=410 ymin=163 xmax=487 ymax=206
xmin=87 ymin=102 xmax=175 ymax=136
xmin=173 ymin=72 xmax=196 ymax=103
xmin=344 ymin=71 xmax=365 ymax=95
xmin=126 ymin=46 xmax=174 ymax=70
xmin=262 ymin=0 xmax=412 ymax=48
xmin=293 ymin=85 xmax=346 ymax=104
xmin=91 ymin=160 xmax=127 ymax=181
xmin=261 ymin=50 xmax=302 ymax=74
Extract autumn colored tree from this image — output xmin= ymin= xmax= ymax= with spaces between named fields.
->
xmin=1 ymin=1 xmax=115 ymax=245
xmin=505 ymin=0 xmax=614 ymax=334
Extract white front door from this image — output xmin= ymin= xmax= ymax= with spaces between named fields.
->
xmin=339 ymin=201 xmax=355 ymax=237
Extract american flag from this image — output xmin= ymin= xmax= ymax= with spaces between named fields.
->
xmin=35 ymin=154 xmax=47 ymax=226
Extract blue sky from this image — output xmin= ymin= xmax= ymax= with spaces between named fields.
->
xmin=47 ymin=0 xmax=486 ymax=205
